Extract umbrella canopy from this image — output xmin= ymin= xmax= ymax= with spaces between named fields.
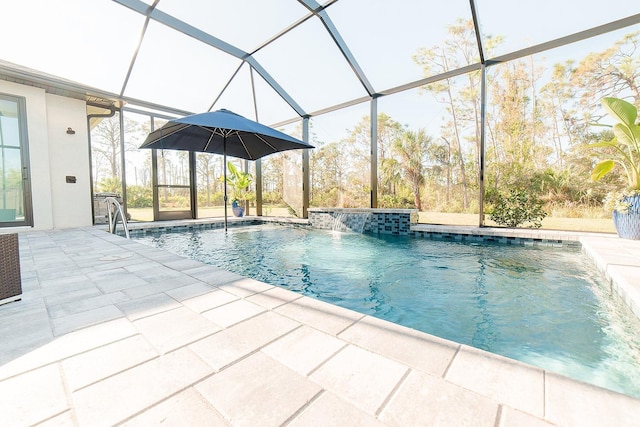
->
xmin=140 ymin=109 xmax=313 ymax=160
xmin=140 ymin=109 xmax=314 ymax=230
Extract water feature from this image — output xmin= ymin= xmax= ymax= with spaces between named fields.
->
xmin=331 ymin=211 xmax=371 ymax=233
xmin=133 ymin=224 xmax=640 ymax=398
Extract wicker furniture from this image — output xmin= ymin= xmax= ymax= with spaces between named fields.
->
xmin=0 ymin=233 xmax=22 ymax=305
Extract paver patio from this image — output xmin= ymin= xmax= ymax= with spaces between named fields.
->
xmin=0 ymin=225 xmax=639 ymax=426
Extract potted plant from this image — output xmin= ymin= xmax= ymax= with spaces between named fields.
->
xmin=222 ymin=161 xmax=254 ymax=217
xmin=589 ymin=97 xmax=640 ymax=239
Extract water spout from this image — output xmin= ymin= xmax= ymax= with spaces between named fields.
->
xmin=332 ymin=211 xmax=371 ymax=233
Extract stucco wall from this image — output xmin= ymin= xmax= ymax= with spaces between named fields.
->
xmin=0 ymin=80 xmax=92 ymax=230
xmin=46 ymin=93 xmax=92 ymax=228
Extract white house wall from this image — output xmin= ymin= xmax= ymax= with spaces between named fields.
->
xmin=0 ymin=80 xmax=92 ymax=230
xmin=45 ymin=93 xmax=92 ymax=229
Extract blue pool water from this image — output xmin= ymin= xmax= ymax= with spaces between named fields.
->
xmin=134 ymin=225 xmax=640 ymax=398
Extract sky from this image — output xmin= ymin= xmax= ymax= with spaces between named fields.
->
xmin=2 ymin=0 xmax=639 ymax=143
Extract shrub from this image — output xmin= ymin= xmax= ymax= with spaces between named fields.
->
xmin=126 ymin=185 xmax=152 ymax=208
xmin=378 ymin=194 xmax=414 ymax=209
xmin=489 ymin=189 xmax=547 ymax=228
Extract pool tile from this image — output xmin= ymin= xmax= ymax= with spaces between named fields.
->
xmin=133 ymin=306 xmax=220 ymax=354
xmin=120 ymin=388 xmax=228 ymax=426
xmin=288 ymin=391 xmax=387 ymax=426
xmin=444 ymin=345 xmax=544 ymax=417
xmin=608 ymin=264 xmax=640 ymax=317
xmin=275 ymin=295 xmax=364 ymax=335
xmin=201 ymin=298 xmax=265 ymax=327
xmin=309 ymin=344 xmax=409 ymax=415
xmin=545 ymin=371 xmax=640 ymax=427
xmin=379 ymin=369 xmax=498 ymax=426
xmin=339 ymin=315 xmax=459 ymax=376
xmin=195 ymin=351 xmax=321 ymax=427
xmin=189 ymin=311 xmax=299 ymax=370
xmin=0 ymin=364 xmax=68 ymax=426
xmin=262 ymin=325 xmax=346 ymax=376
xmin=72 ymin=348 xmax=211 ymax=426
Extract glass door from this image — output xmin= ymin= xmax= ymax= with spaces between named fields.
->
xmin=153 ymin=149 xmax=196 ymax=220
xmin=0 ymin=95 xmax=32 ymax=227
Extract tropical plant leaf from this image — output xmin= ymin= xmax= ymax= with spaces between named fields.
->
xmin=602 ymin=97 xmax=637 ymax=127
xmin=591 ymin=159 xmax=615 ymax=181
xmin=587 ymin=140 xmax=617 ymax=149
xmin=632 ymin=126 xmax=640 ymax=147
xmin=227 ymin=161 xmax=239 ymax=176
xmin=613 ymin=123 xmax=635 ymax=146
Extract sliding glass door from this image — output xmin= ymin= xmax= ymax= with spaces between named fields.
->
xmin=0 ymin=94 xmax=32 ymax=227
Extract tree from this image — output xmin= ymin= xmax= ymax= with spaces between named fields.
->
xmin=91 ymin=114 xmax=140 ymax=186
xmin=413 ymin=19 xmax=497 ymax=209
xmin=486 ymin=58 xmax=551 ymax=191
xmin=571 ymin=32 xmax=640 ymax=112
xmin=393 ymin=129 xmax=431 ymax=210
xmin=310 ymin=142 xmax=346 ymax=207
xmin=196 ymin=153 xmax=217 ymax=206
xmin=347 ymin=113 xmax=405 ymax=198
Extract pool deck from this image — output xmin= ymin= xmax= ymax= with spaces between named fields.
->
xmin=1 ymin=223 xmax=640 ymax=426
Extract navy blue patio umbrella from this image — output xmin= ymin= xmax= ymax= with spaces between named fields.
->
xmin=140 ymin=109 xmax=314 ymax=230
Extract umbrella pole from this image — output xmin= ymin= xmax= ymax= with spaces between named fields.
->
xmin=223 ymin=137 xmax=228 ymax=232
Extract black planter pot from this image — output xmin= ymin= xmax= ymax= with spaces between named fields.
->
xmin=612 ymin=194 xmax=640 ymax=240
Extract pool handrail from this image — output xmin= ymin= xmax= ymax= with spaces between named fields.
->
xmin=104 ymin=197 xmax=130 ymax=239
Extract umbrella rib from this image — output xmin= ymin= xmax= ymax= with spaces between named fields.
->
xmin=149 ymin=123 xmax=191 ymax=145
xmin=203 ymin=132 xmax=215 ymax=152
xmin=254 ymin=133 xmax=278 ymax=155
xmin=236 ymin=133 xmax=254 ymax=160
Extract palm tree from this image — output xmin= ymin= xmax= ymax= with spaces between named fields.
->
xmin=394 ymin=129 xmax=431 ymax=210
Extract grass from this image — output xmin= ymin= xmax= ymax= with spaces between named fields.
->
xmin=419 ymin=212 xmax=616 ymax=234
xmin=126 ymin=207 xmax=617 ymax=234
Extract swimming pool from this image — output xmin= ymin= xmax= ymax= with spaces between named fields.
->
xmin=133 ymin=224 xmax=640 ymax=398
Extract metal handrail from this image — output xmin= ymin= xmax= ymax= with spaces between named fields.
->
xmin=104 ymin=197 xmax=130 ymax=239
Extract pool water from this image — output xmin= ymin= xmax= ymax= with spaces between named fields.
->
xmin=134 ymin=225 xmax=640 ymax=398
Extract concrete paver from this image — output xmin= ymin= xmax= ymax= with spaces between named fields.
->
xmin=262 ymin=325 xmax=346 ymax=376
xmin=445 ymin=345 xmax=545 ymax=417
xmin=72 ymin=348 xmax=211 ymax=426
xmin=287 ymin=391 xmax=386 ymax=427
xmin=188 ymin=311 xmax=299 ymax=371
xmin=0 ymin=225 xmax=639 ymax=426
xmin=309 ymin=345 xmax=409 ymax=414
xmin=195 ymin=351 xmax=322 ymax=427
xmin=380 ymin=369 xmax=498 ymax=426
